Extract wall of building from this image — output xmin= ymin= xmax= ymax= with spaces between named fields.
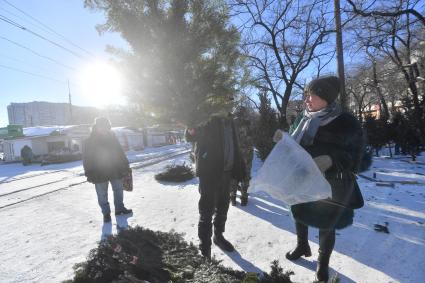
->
xmin=126 ymin=134 xmax=144 ymax=151
xmin=147 ymin=134 xmax=167 ymax=147
xmin=45 ymin=136 xmax=70 ymax=152
xmin=31 ymin=138 xmax=49 ymax=155
xmin=7 ymin=102 xmax=100 ymax=127
xmin=2 ymin=139 xmax=33 ymax=161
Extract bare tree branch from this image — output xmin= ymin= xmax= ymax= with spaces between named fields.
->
xmin=346 ymin=0 xmax=425 ymax=27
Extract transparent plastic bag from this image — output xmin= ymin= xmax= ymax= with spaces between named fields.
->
xmin=250 ymin=132 xmax=331 ymax=205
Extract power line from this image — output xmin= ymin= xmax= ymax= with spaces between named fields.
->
xmin=0 ymin=6 xmax=74 ymax=48
xmin=0 ymin=63 xmax=82 ymax=89
xmin=0 ymin=35 xmax=76 ymax=70
xmin=0 ymin=63 xmax=67 ymax=84
xmin=0 ymin=6 xmax=59 ymax=39
xmin=0 ymin=52 xmax=55 ymax=72
xmin=0 ymin=14 xmax=88 ymax=60
xmin=1 ymin=0 xmax=95 ymax=58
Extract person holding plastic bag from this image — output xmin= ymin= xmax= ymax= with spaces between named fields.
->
xmin=274 ymin=76 xmax=364 ymax=282
xmin=250 ymin=131 xmax=332 ymax=206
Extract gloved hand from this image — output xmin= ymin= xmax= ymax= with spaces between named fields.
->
xmin=273 ymin=129 xmax=284 ymax=142
xmin=313 ymin=155 xmax=332 ymax=173
xmin=187 ymin=128 xmax=196 ymax=136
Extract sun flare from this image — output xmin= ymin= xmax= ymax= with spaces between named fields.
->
xmin=79 ymin=62 xmax=125 ymax=107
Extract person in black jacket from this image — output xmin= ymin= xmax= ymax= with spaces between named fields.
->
xmin=21 ymin=145 xmax=34 ymax=165
xmin=185 ymin=114 xmax=246 ymax=259
xmin=274 ymin=76 xmax=365 ymax=282
xmin=83 ymin=117 xmax=132 ymax=223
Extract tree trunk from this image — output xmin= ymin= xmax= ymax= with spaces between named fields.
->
xmin=358 ymin=104 xmax=363 ymax=123
xmin=334 ymin=0 xmax=347 ymax=110
xmin=278 ymin=84 xmax=294 ymax=130
xmin=372 ymin=60 xmax=389 ymax=120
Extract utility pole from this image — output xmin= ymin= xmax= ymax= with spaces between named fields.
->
xmin=334 ymin=0 xmax=347 ymax=110
xmin=68 ymin=80 xmax=73 ymax=125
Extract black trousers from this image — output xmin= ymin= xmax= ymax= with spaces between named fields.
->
xmin=198 ymin=171 xmax=232 ymax=247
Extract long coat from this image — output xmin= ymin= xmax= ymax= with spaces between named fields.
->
xmin=185 ymin=115 xmax=246 ymax=182
xmin=82 ymin=131 xmax=130 ymax=184
xmin=290 ymin=112 xmax=365 ymax=230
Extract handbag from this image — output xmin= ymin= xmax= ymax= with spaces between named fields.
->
xmin=123 ymin=168 xmax=133 ymax=192
xmin=326 ymin=171 xmax=364 ymax=209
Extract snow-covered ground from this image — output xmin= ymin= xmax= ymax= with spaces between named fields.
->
xmin=0 ymin=144 xmax=190 ymax=183
xmin=0 ymin=148 xmax=424 ymax=282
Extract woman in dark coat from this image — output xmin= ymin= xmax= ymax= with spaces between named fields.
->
xmin=83 ymin=117 xmax=132 ymax=223
xmin=275 ymin=76 xmax=364 ymax=282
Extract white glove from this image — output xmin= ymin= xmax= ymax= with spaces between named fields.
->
xmin=273 ymin=129 xmax=284 ymax=142
xmin=313 ymin=155 xmax=332 ymax=173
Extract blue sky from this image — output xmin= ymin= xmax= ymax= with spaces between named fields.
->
xmin=0 ymin=0 xmax=128 ymax=127
xmin=0 ymin=0 xmax=348 ymax=128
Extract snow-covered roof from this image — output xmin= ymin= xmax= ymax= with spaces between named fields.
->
xmin=23 ymin=126 xmax=76 ymax=137
xmin=112 ymin=127 xmax=142 ymax=134
xmin=16 ymin=125 xmax=140 ymax=138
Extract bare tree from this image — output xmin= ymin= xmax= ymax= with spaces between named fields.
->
xmin=346 ymin=67 xmax=375 ymax=122
xmin=231 ymin=0 xmax=334 ymax=128
xmin=346 ymin=0 xmax=425 ymax=27
xmin=346 ymin=0 xmax=425 ymax=123
xmin=345 ymin=0 xmax=424 ymax=110
xmin=365 ymin=47 xmax=390 ymax=120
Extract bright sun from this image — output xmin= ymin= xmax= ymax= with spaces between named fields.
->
xmin=79 ymin=62 xmax=125 ymax=107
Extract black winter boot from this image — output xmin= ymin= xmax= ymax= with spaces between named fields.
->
xmin=315 ymin=229 xmax=335 ymax=282
xmin=240 ymin=196 xmax=248 ymax=206
xmin=230 ymin=195 xmax=237 ymax=206
xmin=286 ymin=222 xmax=312 ymax=260
xmin=213 ymin=233 xmax=235 ymax=252
xmin=316 ymin=252 xmax=331 ymax=282
xmin=240 ymin=189 xmax=248 ymax=206
xmin=199 ymin=243 xmax=211 ymax=259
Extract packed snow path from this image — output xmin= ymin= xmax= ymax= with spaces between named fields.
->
xmin=0 ymin=145 xmax=190 ymax=209
xmin=0 ymin=149 xmax=424 ymax=282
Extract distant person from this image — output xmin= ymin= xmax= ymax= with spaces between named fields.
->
xmin=231 ymin=107 xmax=254 ymax=206
xmin=185 ymin=113 xmax=246 ymax=259
xmin=72 ymin=144 xmax=80 ymax=152
xmin=274 ymin=76 xmax=364 ymax=282
xmin=83 ymin=117 xmax=132 ymax=223
xmin=21 ymin=145 xmax=34 ymax=166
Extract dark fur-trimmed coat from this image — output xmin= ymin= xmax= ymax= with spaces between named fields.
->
xmin=291 ymin=112 xmax=365 ymax=230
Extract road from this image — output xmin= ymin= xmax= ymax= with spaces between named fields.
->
xmin=0 ymin=145 xmax=190 ymax=209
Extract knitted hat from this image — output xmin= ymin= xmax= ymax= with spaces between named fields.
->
xmin=305 ymin=75 xmax=340 ymax=104
xmin=94 ymin=117 xmax=111 ymax=129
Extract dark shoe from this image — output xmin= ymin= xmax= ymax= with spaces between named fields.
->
xmin=103 ymin=213 xmax=111 ymax=223
xmin=230 ymin=195 xmax=237 ymax=206
xmin=240 ymin=196 xmax=248 ymax=206
xmin=199 ymin=244 xmax=211 ymax=259
xmin=316 ymin=229 xmax=334 ymax=282
xmin=286 ymin=221 xmax=311 ymax=260
xmin=316 ymin=253 xmax=330 ymax=282
xmin=285 ymin=244 xmax=312 ymax=260
xmin=115 ymin=208 xmax=133 ymax=216
xmin=213 ymin=233 xmax=235 ymax=252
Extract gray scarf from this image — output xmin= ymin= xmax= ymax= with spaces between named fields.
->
xmin=291 ymin=102 xmax=342 ymax=146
